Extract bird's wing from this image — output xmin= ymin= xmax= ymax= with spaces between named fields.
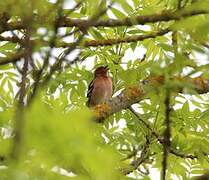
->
xmin=111 ymin=77 xmax=114 ymax=95
xmin=86 ymin=79 xmax=94 ymax=106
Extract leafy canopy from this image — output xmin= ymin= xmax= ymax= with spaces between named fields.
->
xmin=0 ymin=0 xmax=209 ymax=179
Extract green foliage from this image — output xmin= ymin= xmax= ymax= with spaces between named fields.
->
xmin=7 ymin=99 xmax=120 ymax=180
xmin=0 ymin=0 xmax=209 ymax=179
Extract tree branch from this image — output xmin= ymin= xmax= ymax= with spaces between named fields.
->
xmin=83 ymin=29 xmax=169 ymax=47
xmin=0 ymin=50 xmax=26 ymax=66
xmin=0 ymin=28 xmax=170 ymax=49
xmin=120 ymin=137 xmax=150 ymax=175
xmin=28 ymin=0 xmax=64 ymax=105
xmin=57 ymin=9 xmax=209 ymax=28
xmin=93 ymin=76 xmax=209 ymax=121
xmin=129 ymin=107 xmax=197 ymax=160
xmin=93 ymin=85 xmax=145 ymax=122
xmin=10 ymin=13 xmax=33 ymax=160
xmin=162 ymin=89 xmax=171 ymax=180
xmin=11 ymin=46 xmax=30 ymax=161
xmin=27 ymin=1 xmax=114 ymax=106
xmin=129 ymin=107 xmax=164 ymax=143
xmin=0 ymin=35 xmax=23 ymax=44
xmin=2 ymin=8 xmax=208 ymax=33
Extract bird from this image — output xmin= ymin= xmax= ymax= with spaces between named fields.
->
xmin=86 ymin=66 xmax=113 ymax=107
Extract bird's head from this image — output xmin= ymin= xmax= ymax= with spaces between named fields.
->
xmin=94 ymin=66 xmax=109 ymax=77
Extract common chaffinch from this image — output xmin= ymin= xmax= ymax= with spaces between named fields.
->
xmin=87 ymin=66 xmax=113 ymax=107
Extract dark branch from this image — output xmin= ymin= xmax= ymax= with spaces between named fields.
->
xmin=58 ymin=9 xmax=208 ymax=28
xmin=0 ymin=50 xmax=26 ymax=66
xmin=129 ymin=107 xmax=164 ymax=143
xmin=0 ymin=28 xmax=169 ymax=49
xmin=10 ymin=12 xmax=34 ymax=160
xmin=2 ymin=8 xmax=208 ymax=33
xmin=120 ymin=138 xmax=150 ymax=175
xmin=28 ymin=0 xmax=64 ymax=105
xmin=11 ymin=42 xmax=30 ymax=161
xmin=129 ymin=106 xmax=197 ymax=160
xmin=0 ymin=35 xmax=23 ymax=44
xmin=162 ymin=90 xmax=171 ymax=180
xmin=27 ymin=1 xmax=114 ymax=106
xmin=83 ymin=29 xmax=169 ymax=47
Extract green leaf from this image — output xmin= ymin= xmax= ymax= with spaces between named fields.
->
xmin=111 ymin=7 xmax=126 ymax=19
xmin=89 ymin=28 xmax=105 ymax=40
xmin=0 ymin=42 xmax=16 ymax=51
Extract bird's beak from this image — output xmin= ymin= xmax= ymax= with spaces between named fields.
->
xmin=104 ymin=66 xmax=109 ymax=71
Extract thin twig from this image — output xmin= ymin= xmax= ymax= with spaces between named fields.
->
xmin=83 ymin=29 xmax=169 ymax=47
xmin=0 ymin=35 xmax=23 ymax=44
xmin=120 ymin=137 xmax=150 ymax=175
xmin=129 ymin=107 xmax=163 ymax=143
xmin=129 ymin=107 xmax=198 ymax=160
xmin=0 ymin=50 xmax=26 ymax=66
xmin=28 ymin=0 xmax=65 ymax=105
xmin=25 ymin=28 xmax=170 ymax=48
xmin=28 ymin=1 xmax=114 ymax=106
xmin=46 ymin=1 xmax=114 ymax=74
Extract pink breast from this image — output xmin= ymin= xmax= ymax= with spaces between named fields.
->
xmin=90 ymin=77 xmax=112 ymax=105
